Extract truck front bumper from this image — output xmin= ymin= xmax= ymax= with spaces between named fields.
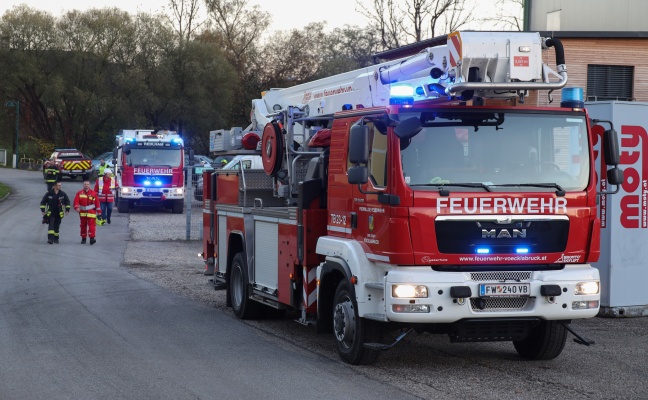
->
xmin=120 ymin=187 xmax=184 ymax=201
xmin=379 ymin=265 xmax=600 ymax=323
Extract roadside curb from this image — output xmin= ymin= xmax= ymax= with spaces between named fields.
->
xmin=0 ymin=192 xmax=10 ymax=203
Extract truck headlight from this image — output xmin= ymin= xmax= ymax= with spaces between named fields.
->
xmin=575 ymin=281 xmax=599 ymax=295
xmin=121 ymin=187 xmax=132 ymax=194
xmin=392 ymin=285 xmax=428 ymax=298
xmin=173 ymin=188 xmax=184 ymax=194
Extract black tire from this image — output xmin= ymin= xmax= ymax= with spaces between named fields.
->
xmin=117 ymin=197 xmax=129 ymax=213
xmin=229 ymin=252 xmax=262 ymax=319
xmin=333 ymin=280 xmax=382 ymax=365
xmin=513 ymin=320 xmax=568 ymax=360
xmin=172 ymin=199 xmax=184 ymax=214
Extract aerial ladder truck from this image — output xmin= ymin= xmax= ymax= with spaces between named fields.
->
xmin=201 ymin=31 xmax=624 ymax=364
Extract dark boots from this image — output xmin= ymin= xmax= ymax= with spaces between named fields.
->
xmin=81 ymin=238 xmax=86 ymax=244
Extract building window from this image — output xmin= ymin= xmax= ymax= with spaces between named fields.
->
xmin=586 ymin=65 xmax=634 ymax=101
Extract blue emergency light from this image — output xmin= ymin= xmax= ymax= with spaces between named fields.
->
xmin=476 ymin=247 xmax=490 ymax=254
xmin=389 ymin=85 xmax=414 ymax=105
xmin=561 ymin=87 xmax=584 ymax=108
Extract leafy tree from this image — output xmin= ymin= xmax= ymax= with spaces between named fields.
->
xmin=201 ymin=0 xmax=271 ymax=127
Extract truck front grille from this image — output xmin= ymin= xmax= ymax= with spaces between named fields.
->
xmin=470 ymin=271 xmax=531 ymax=282
xmin=470 ymin=297 xmax=532 ymax=312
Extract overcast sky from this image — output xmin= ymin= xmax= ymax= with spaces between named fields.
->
xmin=0 ymin=0 xmax=505 ymax=33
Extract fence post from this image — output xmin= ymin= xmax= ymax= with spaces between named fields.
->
xmin=186 ymin=166 xmax=192 ymax=240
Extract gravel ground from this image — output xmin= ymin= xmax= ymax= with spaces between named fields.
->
xmin=123 ymin=213 xmax=227 ymax=311
xmin=121 ymin=212 xmax=648 ymax=400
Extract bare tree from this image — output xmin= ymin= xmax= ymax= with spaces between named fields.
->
xmin=166 ymin=0 xmax=205 ymax=42
xmin=481 ymin=0 xmax=525 ymax=31
xmin=357 ymin=0 xmax=404 ymax=49
xmin=357 ymin=0 xmax=474 ymax=50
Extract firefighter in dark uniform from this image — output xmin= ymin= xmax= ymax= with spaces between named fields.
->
xmin=44 ymin=161 xmax=61 ymax=191
xmin=40 ymin=181 xmax=71 ymax=244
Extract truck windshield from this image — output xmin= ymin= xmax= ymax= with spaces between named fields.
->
xmin=399 ymin=110 xmax=590 ymax=192
xmin=127 ymin=148 xmax=182 ymax=167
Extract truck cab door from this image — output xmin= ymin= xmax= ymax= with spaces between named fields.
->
xmin=348 ymin=120 xmax=392 ymax=262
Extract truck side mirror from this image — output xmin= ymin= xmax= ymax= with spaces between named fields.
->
xmin=603 ymin=128 xmax=620 ymax=166
xmin=607 ymin=167 xmax=624 ymax=186
xmin=112 ymin=148 xmax=118 ymax=160
xmin=394 ymin=117 xmax=423 ymax=140
xmin=348 ymin=165 xmax=368 ymax=184
xmin=349 ymin=124 xmax=369 ymax=164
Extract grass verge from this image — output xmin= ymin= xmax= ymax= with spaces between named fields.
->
xmin=0 ymin=182 xmax=11 ymax=199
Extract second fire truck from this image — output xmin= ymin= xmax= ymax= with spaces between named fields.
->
xmin=113 ymin=129 xmax=186 ymax=213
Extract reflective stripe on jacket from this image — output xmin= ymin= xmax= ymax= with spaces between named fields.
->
xmin=94 ymin=177 xmax=116 ymax=203
xmin=73 ymin=189 xmax=101 ymax=218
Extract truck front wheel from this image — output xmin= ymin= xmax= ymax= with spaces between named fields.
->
xmin=117 ymin=197 xmax=129 ymax=213
xmin=229 ymin=252 xmax=262 ymax=319
xmin=513 ymin=320 xmax=567 ymax=360
xmin=333 ymin=280 xmax=382 ymax=365
xmin=172 ymin=199 xmax=184 ymax=214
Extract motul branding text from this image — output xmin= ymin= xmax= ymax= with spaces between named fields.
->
xmin=596 ymin=124 xmax=648 ymax=229
xmin=134 ymin=168 xmax=173 ymax=174
xmin=436 ymin=197 xmax=567 ymax=214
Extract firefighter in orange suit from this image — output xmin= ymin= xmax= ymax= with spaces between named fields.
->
xmin=73 ymin=180 xmax=101 ymax=244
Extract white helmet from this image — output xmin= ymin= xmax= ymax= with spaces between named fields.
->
xmin=104 ymin=168 xmax=112 ymax=175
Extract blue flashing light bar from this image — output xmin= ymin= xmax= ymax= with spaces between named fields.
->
xmin=516 ymin=247 xmax=529 ymax=254
xmin=476 ymin=248 xmax=490 ymax=254
xmin=154 ymin=180 xmax=162 ymax=186
xmin=561 ymin=87 xmax=584 ymax=108
xmin=172 ymin=138 xmax=183 ymax=144
xmin=144 ymin=180 xmax=151 ymax=186
xmin=390 ymin=85 xmax=414 ymax=97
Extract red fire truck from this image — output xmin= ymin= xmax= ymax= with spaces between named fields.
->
xmin=201 ymin=31 xmax=623 ymax=364
xmin=113 ymin=129 xmax=186 ymax=213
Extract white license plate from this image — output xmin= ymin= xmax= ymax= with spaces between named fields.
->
xmin=146 ymin=188 xmax=162 ymax=192
xmin=479 ymin=283 xmax=530 ymax=297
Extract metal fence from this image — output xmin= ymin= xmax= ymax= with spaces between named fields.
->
xmin=184 ymin=166 xmax=204 ymax=241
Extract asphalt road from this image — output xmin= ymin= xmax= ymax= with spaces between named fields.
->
xmin=2 ymin=168 xmax=648 ymax=400
xmin=0 ymin=169 xmax=418 ymax=400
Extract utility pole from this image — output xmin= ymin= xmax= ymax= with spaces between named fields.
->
xmin=5 ymin=100 xmax=20 ymax=169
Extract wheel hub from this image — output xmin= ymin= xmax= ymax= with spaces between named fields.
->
xmin=333 ymin=299 xmax=355 ymax=347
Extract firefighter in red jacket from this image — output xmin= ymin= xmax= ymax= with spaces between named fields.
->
xmin=94 ymin=168 xmax=117 ymax=225
xmin=73 ymin=180 xmax=101 ymax=244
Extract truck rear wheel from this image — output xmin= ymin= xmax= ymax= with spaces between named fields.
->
xmin=333 ymin=280 xmax=382 ymax=365
xmin=229 ymin=252 xmax=262 ymax=319
xmin=513 ymin=320 xmax=567 ymax=360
